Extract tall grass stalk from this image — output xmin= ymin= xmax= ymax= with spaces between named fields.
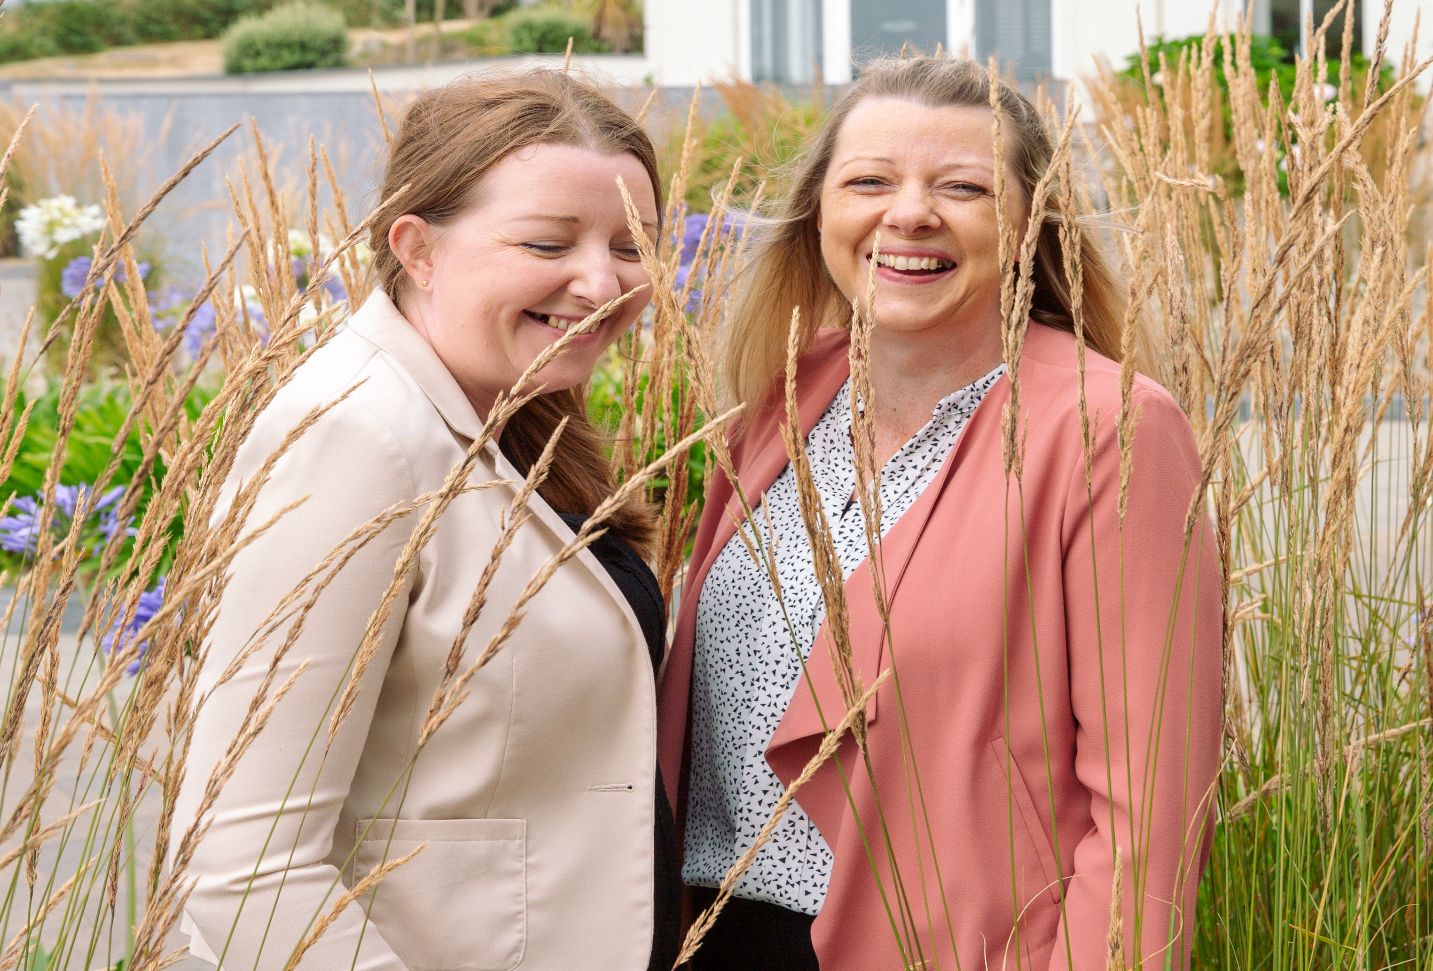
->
xmin=0 ymin=9 xmax=1428 ymax=967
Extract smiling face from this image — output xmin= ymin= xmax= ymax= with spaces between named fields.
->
xmin=818 ymin=97 xmax=1029 ymax=348
xmin=392 ymin=142 xmax=658 ymax=418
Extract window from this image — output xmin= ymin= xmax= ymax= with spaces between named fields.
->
xmin=975 ymin=0 xmax=1051 ymax=80
xmin=750 ymin=0 xmax=824 ymax=84
xmin=850 ymin=0 xmax=946 ymax=69
xmin=1258 ymin=0 xmax=1363 ymax=58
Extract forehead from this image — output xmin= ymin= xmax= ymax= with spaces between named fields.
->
xmin=829 ymin=97 xmax=1000 ymax=169
xmin=469 ymin=142 xmax=658 ymax=217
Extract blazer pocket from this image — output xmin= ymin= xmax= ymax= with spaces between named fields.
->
xmin=987 ymin=739 xmax=1064 ymax=905
xmin=354 ymin=817 xmax=526 ymax=971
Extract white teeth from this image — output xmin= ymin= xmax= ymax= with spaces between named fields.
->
xmin=872 ymin=253 xmax=953 ymax=272
xmin=531 ymin=312 xmax=578 ymax=331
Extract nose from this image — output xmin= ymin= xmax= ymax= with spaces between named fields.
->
xmin=882 ymin=183 xmax=940 ymax=236
xmin=567 ymin=245 xmax=624 ymax=308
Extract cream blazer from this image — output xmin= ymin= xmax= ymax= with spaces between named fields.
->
xmin=173 ymin=292 xmax=656 ymax=971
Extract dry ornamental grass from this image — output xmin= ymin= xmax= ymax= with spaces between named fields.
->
xmin=0 ymin=3 xmax=1428 ymax=968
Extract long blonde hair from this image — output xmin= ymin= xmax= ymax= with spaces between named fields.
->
xmin=723 ymin=56 xmax=1128 ymax=409
xmin=371 ymin=69 xmax=658 ymax=556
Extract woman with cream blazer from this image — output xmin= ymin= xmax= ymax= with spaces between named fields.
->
xmin=174 ymin=292 xmax=657 ymax=971
xmin=173 ymin=69 xmax=676 ymax=971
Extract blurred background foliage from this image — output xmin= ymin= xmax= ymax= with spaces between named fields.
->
xmin=0 ymin=0 xmax=642 ymax=66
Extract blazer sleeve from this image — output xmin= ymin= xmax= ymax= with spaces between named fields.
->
xmin=1051 ymin=386 xmax=1223 ymax=971
xmin=172 ymin=392 xmax=419 ymax=971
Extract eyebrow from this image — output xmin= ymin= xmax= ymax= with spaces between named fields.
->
xmin=835 ymin=156 xmax=995 ymax=174
xmin=511 ymin=214 xmax=659 ymax=230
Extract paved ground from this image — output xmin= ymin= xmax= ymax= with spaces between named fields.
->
xmin=0 ymin=259 xmax=39 ymax=375
xmin=0 ymin=608 xmax=207 ymax=970
xmin=0 ymin=51 xmax=656 ymax=92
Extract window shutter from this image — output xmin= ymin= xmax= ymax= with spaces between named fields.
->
xmin=976 ymin=0 xmax=1052 ymax=79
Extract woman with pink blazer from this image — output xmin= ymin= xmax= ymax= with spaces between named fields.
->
xmin=659 ymin=56 xmax=1223 ymax=970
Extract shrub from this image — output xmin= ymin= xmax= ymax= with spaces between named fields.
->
xmin=505 ymin=8 xmax=607 ymax=54
xmin=462 ymin=16 xmax=510 ymax=55
xmin=1114 ymin=33 xmax=1399 ymax=197
xmin=222 ymin=2 xmax=349 ymax=74
xmin=0 ymin=23 xmax=60 ymax=65
xmin=125 ymin=0 xmax=277 ymax=42
xmin=32 ymin=0 xmax=131 ymax=53
xmin=0 ymin=0 xmax=278 ymax=63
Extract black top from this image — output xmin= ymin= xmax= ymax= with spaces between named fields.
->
xmin=556 ymin=513 xmax=681 ymax=971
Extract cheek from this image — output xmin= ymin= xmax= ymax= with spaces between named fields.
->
xmin=620 ymin=261 xmax=651 ymax=290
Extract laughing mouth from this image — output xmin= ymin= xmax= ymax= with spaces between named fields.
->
xmin=525 ymin=310 xmax=589 ymax=332
xmin=867 ymin=253 xmax=956 ymax=275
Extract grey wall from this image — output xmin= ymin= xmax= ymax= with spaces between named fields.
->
xmin=0 ymin=71 xmax=746 ymax=288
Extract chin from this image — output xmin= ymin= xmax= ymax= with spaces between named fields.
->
xmin=530 ymin=363 xmax=595 ymax=396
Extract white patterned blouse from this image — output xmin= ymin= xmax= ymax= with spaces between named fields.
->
xmin=682 ymin=364 xmax=1006 ymax=915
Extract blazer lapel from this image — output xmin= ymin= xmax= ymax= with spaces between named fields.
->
xmin=660 ymin=331 xmax=854 ymax=806
xmin=345 ymin=292 xmax=489 ymax=443
xmin=768 ymin=369 xmax=1013 ymax=759
xmin=345 ymin=292 xmax=650 ymax=662
xmin=701 ymin=346 xmax=855 ymax=591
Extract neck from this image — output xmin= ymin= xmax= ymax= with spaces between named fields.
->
xmin=864 ymin=315 xmax=1005 ymax=440
xmin=396 ymin=289 xmax=503 ymax=438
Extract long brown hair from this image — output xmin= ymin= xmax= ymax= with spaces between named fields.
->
xmin=371 ymin=69 xmax=658 ymax=556
xmin=723 ymin=55 xmax=1129 ymax=408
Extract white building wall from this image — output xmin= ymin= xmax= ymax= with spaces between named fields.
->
xmin=946 ymin=0 xmax=976 ymax=58
xmin=821 ymin=0 xmax=852 ymax=82
xmin=1380 ymin=0 xmax=1433 ymax=90
xmin=644 ymin=0 xmax=742 ymax=86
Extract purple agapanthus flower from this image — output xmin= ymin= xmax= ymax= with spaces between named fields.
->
xmin=674 ymin=213 xmax=744 ymax=314
xmin=0 ymin=484 xmax=132 ymax=557
xmin=102 ymin=577 xmax=166 ymax=675
xmin=291 ymin=256 xmax=349 ymax=302
xmin=150 ymin=287 xmax=219 ymax=359
xmin=0 ymin=496 xmax=44 ymax=554
xmin=184 ymin=300 xmax=219 ymax=357
xmin=679 ymin=213 xmax=708 ymax=266
xmin=59 ymin=255 xmax=151 ymax=300
xmin=60 ymin=256 xmax=91 ymax=299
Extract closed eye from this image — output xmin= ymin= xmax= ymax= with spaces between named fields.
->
xmin=612 ymin=245 xmax=642 ymax=261
xmin=521 ymin=242 xmax=567 ymax=255
xmin=944 ymin=182 xmax=989 ymax=196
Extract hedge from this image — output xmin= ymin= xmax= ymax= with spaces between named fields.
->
xmin=222 ymin=2 xmax=349 ymax=74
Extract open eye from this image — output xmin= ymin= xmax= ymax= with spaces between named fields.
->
xmin=846 ymin=177 xmax=888 ymax=189
xmin=944 ymin=182 xmax=989 ymax=197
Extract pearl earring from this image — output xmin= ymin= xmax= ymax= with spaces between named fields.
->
xmin=420 ymin=280 xmax=430 ymax=287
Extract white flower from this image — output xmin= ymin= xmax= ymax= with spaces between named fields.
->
xmin=287 ymin=228 xmax=314 ymax=258
xmin=287 ymin=228 xmax=334 ymax=260
xmin=234 ymin=284 xmax=267 ymax=327
xmin=1318 ymin=82 xmax=1338 ymax=102
xmin=15 ymin=195 xmax=105 ymax=260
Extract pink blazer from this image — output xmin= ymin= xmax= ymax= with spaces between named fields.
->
xmin=658 ymin=322 xmax=1223 ymax=970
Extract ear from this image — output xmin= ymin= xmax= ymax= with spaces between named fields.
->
xmin=389 ymin=214 xmax=436 ymax=288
